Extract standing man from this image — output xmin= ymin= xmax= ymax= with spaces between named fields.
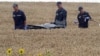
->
xmin=52 ymin=2 xmax=67 ymax=28
xmin=36 ymin=2 xmax=67 ymax=29
xmin=77 ymin=6 xmax=92 ymax=28
xmin=13 ymin=3 xmax=26 ymax=30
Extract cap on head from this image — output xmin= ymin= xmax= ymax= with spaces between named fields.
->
xmin=13 ymin=3 xmax=18 ymax=8
xmin=78 ymin=6 xmax=83 ymax=11
xmin=57 ymin=2 xmax=62 ymax=5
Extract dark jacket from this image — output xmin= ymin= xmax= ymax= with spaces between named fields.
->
xmin=77 ymin=11 xmax=91 ymax=28
xmin=13 ymin=10 xmax=26 ymax=29
xmin=55 ymin=8 xmax=67 ymax=27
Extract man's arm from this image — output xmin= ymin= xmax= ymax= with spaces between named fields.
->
xmin=87 ymin=13 xmax=93 ymax=21
xmin=13 ymin=12 xmax=16 ymax=25
xmin=62 ymin=10 xmax=67 ymax=21
xmin=22 ymin=11 xmax=26 ymax=25
xmin=77 ymin=14 xmax=80 ymax=23
xmin=62 ymin=10 xmax=67 ymax=26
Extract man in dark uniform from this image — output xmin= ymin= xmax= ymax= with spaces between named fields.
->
xmin=13 ymin=3 xmax=26 ymax=30
xmin=52 ymin=2 xmax=67 ymax=28
xmin=77 ymin=6 xmax=92 ymax=28
xmin=36 ymin=2 xmax=67 ymax=29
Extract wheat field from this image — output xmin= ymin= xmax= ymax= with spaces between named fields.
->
xmin=0 ymin=2 xmax=100 ymax=56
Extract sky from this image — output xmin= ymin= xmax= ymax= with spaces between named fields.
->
xmin=0 ymin=0 xmax=100 ymax=3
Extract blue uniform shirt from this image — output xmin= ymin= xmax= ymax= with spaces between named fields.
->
xmin=13 ymin=10 xmax=26 ymax=29
xmin=77 ymin=12 xmax=91 ymax=28
xmin=55 ymin=8 xmax=67 ymax=27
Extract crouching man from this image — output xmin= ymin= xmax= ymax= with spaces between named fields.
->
xmin=13 ymin=3 xmax=27 ymax=30
xmin=77 ymin=6 xmax=92 ymax=28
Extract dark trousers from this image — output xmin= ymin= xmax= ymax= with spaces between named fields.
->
xmin=15 ymin=25 xmax=25 ymax=30
xmin=79 ymin=21 xmax=89 ymax=28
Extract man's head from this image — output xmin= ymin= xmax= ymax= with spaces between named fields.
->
xmin=78 ymin=6 xmax=84 ymax=13
xmin=57 ymin=2 xmax=62 ymax=9
xmin=13 ymin=3 xmax=18 ymax=11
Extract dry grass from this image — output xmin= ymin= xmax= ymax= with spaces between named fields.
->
xmin=0 ymin=2 xmax=100 ymax=56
